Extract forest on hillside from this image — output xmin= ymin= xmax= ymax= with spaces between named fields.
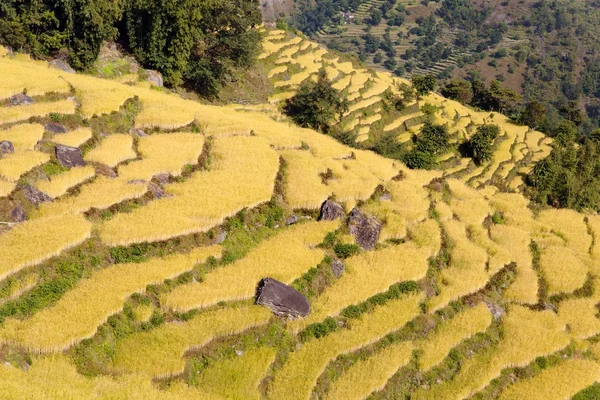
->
xmin=0 ymin=0 xmax=262 ymax=97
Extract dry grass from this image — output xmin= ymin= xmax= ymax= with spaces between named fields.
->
xmin=135 ymin=89 xmax=196 ymax=130
xmin=325 ymin=341 xmax=414 ymax=400
xmin=0 ymin=179 xmax=16 ymax=197
xmin=118 ymin=133 xmax=204 ymax=180
xmin=279 ymin=149 xmax=331 ymax=209
xmin=539 ymin=246 xmax=588 ymax=296
xmin=558 ymin=296 xmax=600 ymax=339
xmin=111 ymin=305 xmax=271 ymax=378
xmin=417 ymin=304 xmax=492 ymax=371
xmin=35 ymin=177 xmax=148 ymax=218
xmin=99 ymin=136 xmax=279 ymax=245
xmin=0 ymin=247 xmax=220 ymax=352
xmin=197 ymin=347 xmax=276 ymax=400
xmin=64 ymin=74 xmax=135 ymax=118
xmin=361 ymin=80 xmax=389 ymax=99
xmin=52 ymin=128 xmax=93 ymax=148
xmin=36 ymin=166 xmax=96 ymax=199
xmin=332 ymin=75 xmax=352 ymax=91
xmin=268 ymin=293 xmax=424 ymax=400
xmin=535 ymin=209 xmax=592 ymax=255
xmin=497 ymin=359 xmax=600 ymax=400
xmin=0 ymin=99 xmax=75 ymax=124
xmin=268 ymin=65 xmax=288 ymax=78
xmin=0 ymin=150 xmax=50 ymax=182
xmin=0 ymin=123 xmax=44 ymax=150
xmin=163 ymin=221 xmax=336 ymax=312
xmin=84 ymin=134 xmax=136 ymax=168
xmin=345 ymin=96 xmax=382 ymax=115
xmin=413 ymin=305 xmax=570 ymax=400
xmin=447 ymin=179 xmax=492 ymax=226
xmin=0 ymin=214 xmax=92 ymax=281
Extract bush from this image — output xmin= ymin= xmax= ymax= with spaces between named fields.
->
xmin=283 ymin=70 xmax=348 ymax=134
xmin=333 ymin=243 xmax=361 ymax=259
xmin=469 ymin=124 xmax=500 ymax=165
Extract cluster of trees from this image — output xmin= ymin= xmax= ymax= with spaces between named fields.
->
xmin=528 ymin=122 xmax=600 ymax=211
xmin=0 ymin=0 xmax=262 ymax=97
xmin=441 ymin=76 xmax=521 ymax=116
xmin=293 ymin=0 xmax=363 ymax=34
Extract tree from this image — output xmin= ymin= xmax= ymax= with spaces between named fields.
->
xmin=469 ymin=124 xmax=500 ymax=164
xmin=441 ymin=79 xmax=473 ymax=104
xmin=283 ymin=70 xmax=348 ymax=134
xmin=520 ymin=101 xmax=547 ymax=128
xmin=553 ymin=120 xmax=578 ymax=147
xmin=411 ymin=74 xmax=436 ymax=99
xmin=397 ymin=82 xmax=416 ymax=104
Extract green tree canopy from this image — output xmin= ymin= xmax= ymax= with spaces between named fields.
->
xmin=411 ymin=74 xmax=437 ymax=99
xmin=283 ymin=70 xmax=348 ymax=134
xmin=469 ymin=124 xmax=500 ymax=165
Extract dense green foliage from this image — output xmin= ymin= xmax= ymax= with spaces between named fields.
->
xmin=468 ymin=124 xmax=500 ymax=165
xmin=283 ymin=70 xmax=349 ymax=133
xmin=123 ymin=0 xmax=261 ymax=96
xmin=0 ymin=0 xmax=123 ymax=69
xmin=411 ymin=74 xmax=436 ymax=99
xmin=0 ymin=0 xmax=262 ymax=97
xmin=403 ymin=121 xmax=450 ymax=170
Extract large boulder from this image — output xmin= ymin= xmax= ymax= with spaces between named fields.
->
xmin=94 ymin=163 xmax=117 ymax=178
xmin=146 ymin=70 xmax=164 ymax=87
xmin=55 ymin=145 xmax=85 ymax=168
xmin=319 ymin=199 xmax=345 ymax=221
xmin=331 ymin=258 xmax=345 ymax=277
xmin=285 ymin=214 xmax=298 ymax=226
xmin=256 ymin=278 xmax=310 ymax=319
xmin=49 ymin=59 xmax=75 ymax=74
xmin=9 ymin=93 xmax=34 ymax=106
xmin=44 ymin=122 xmax=68 ymax=134
xmin=348 ymin=208 xmax=381 ymax=250
xmin=22 ymin=185 xmax=52 ymax=206
xmin=10 ymin=203 xmax=26 ymax=222
xmin=0 ymin=140 xmax=14 ymax=155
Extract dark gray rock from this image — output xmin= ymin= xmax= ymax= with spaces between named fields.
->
xmin=147 ymin=182 xmax=169 ymax=199
xmin=0 ymin=140 xmax=14 ymax=155
xmin=153 ymin=173 xmax=170 ymax=185
xmin=146 ymin=70 xmax=164 ymax=87
xmin=213 ymin=230 xmax=227 ymax=245
xmin=44 ymin=122 xmax=68 ymax=134
xmin=285 ymin=214 xmax=298 ymax=226
xmin=256 ymin=277 xmax=310 ymax=319
xmin=55 ymin=145 xmax=85 ymax=168
xmin=10 ymin=203 xmax=26 ymax=222
xmin=49 ymin=59 xmax=75 ymax=74
xmin=331 ymin=258 xmax=345 ymax=277
xmin=348 ymin=208 xmax=381 ymax=250
xmin=130 ymin=128 xmax=148 ymax=137
xmin=22 ymin=185 xmax=52 ymax=206
xmin=94 ymin=163 xmax=117 ymax=178
xmin=379 ymin=192 xmax=392 ymax=201
xmin=485 ymin=301 xmax=505 ymax=321
xmin=9 ymin=93 xmax=34 ymax=106
xmin=319 ymin=200 xmax=345 ymax=221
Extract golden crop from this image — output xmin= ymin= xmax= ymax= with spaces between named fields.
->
xmin=84 ymin=134 xmax=136 ymax=168
xmin=0 ymin=99 xmax=75 ymax=124
xmin=51 ymin=128 xmax=93 ymax=148
xmin=0 ymin=150 xmax=49 ymax=182
xmin=36 ymin=166 xmax=96 ymax=199
xmin=0 ymin=123 xmax=44 ymax=150
xmin=163 ymin=221 xmax=336 ymax=312
xmin=0 ymin=247 xmax=220 ymax=352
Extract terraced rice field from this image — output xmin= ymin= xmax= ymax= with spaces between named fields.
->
xmin=0 ymin=33 xmax=598 ymax=400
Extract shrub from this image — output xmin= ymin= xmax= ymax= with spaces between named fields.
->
xmin=333 ymin=243 xmax=361 ymax=259
xmin=469 ymin=124 xmax=500 ymax=165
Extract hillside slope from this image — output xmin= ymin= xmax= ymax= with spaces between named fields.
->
xmin=0 ymin=30 xmax=599 ymax=399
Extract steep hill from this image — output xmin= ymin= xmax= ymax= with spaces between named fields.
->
xmin=0 ymin=29 xmax=599 ymax=399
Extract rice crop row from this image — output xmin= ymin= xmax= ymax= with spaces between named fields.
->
xmin=345 ymin=96 xmax=381 ymax=115
xmin=64 ymin=74 xmax=136 ymax=118
xmin=99 ymin=136 xmax=280 ymax=245
xmin=0 ymin=355 xmax=209 ymax=399
xmin=196 ymin=347 xmax=277 ymax=400
xmin=0 ymin=246 xmax=221 ymax=352
xmin=417 ymin=303 xmax=492 ymax=371
xmin=0 ymin=123 xmax=44 ymax=150
xmin=110 ymin=305 xmax=271 ymax=378
xmin=0 ymin=214 xmax=92 ymax=282
xmin=36 ymin=166 xmax=96 ymax=199
xmin=52 ymin=128 xmax=93 ymax=148
xmin=35 ymin=177 xmax=148 ymax=218
xmin=0 ymin=179 xmax=15 ymax=197
xmin=538 ymin=245 xmax=588 ymax=296
xmin=498 ymin=359 xmax=600 ymax=400
xmin=0 ymin=99 xmax=75 ymax=124
xmin=162 ymin=221 xmax=337 ymax=312
xmin=413 ymin=305 xmax=570 ymax=400
xmin=268 ymin=293 xmax=424 ymax=400
xmin=0 ymin=56 xmax=71 ymax=99
xmin=325 ymin=342 xmax=414 ymax=400
xmin=289 ymin=220 xmax=439 ymax=333
xmin=535 ymin=208 xmax=592 ymax=255
xmin=84 ymin=134 xmax=136 ymax=168
xmin=0 ymin=150 xmax=49 ymax=182
xmin=118 ymin=133 xmax=204 ymax=181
